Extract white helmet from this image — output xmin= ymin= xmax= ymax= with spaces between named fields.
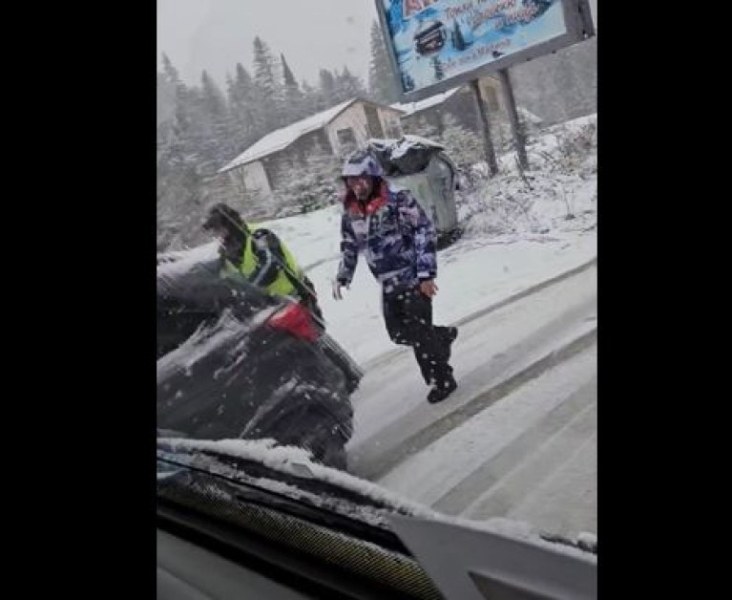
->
xmin=341 ymin=149 xmax=384 ymax=178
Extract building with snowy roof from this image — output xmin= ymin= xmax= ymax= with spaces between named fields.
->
xmin=391 ymin=76 xmax=542 ymax=148
xmin=217 ymin=98 xmax=404 ymax=215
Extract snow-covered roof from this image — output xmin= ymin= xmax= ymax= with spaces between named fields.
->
xmin=219 ymin=99 xmax=403 ymax=173
xmin=392 ymin=85 xmax=543 ymax=126
xmin=391 ymin=87 xmax=463 ymax=116
xmin=518 ymin=106 xmax=543 ymax=125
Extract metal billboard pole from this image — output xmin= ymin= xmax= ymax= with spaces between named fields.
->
xmin=497 ymin=68 xmax=529 ymax=171
xmin=470 ymin=79 xmax=498 ymax=177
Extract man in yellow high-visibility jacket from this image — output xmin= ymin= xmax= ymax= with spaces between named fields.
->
xmin=203 ymin=203 xmax=322 ymax=322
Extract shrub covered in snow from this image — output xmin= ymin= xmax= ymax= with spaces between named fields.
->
xmin=456 ymin=115 xmax=597 ymax=239
xmin=435 ymin=114 xmax=485 ymax=172
xmin=273 ymin=146 xmax=342 ymax=217
xmin=528 ymin=118 xmax=597 ymax=176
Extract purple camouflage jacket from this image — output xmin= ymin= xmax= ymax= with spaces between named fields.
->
xmin=336 ymin=180 xmax=437 ymax=295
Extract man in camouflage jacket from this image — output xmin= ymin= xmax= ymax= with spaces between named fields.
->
xmin=333 ymin=149 xmax=458 ymax=404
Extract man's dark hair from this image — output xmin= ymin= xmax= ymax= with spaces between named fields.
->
xmin=202 ymin=203 xmax=247 ymax=233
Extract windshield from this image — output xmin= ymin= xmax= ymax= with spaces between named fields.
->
xmin=157 ymin=0 xmax=597 ymax=594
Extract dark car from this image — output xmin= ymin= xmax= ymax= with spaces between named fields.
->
xmin=414 ymin=19 xmax=447 ymax=56
xmin=157 ymin=256 xmax=359 ymax=470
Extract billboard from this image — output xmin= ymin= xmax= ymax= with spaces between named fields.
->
xmin=376 ymin=0 xmax=595 ymax=101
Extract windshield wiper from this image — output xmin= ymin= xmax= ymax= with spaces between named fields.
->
xmin=157 ymin=450 xmax=412 ymax=555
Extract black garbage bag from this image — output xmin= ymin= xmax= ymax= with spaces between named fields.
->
xmin=367 ymin=135 xmax=445 ymax=177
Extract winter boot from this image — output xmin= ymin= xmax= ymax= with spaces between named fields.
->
xmin=427 ymin=374 xmax=458 ymax=404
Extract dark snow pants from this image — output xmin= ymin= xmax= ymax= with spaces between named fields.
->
xmin=382 ymin=287 xmax=453 ymax=386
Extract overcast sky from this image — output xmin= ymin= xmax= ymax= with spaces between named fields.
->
xmin=157 ymin=0 xmax=597 ymax=91
xmin=157 ymin=0 xmax=380 ymax=90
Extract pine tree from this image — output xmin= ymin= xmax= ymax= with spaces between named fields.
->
xmin=281 ymin=53 xmax=305 ymax=124
xmin=225 ymin=71 xmax=239 ymax=133
xmin=157 ymin=72 xmax=177 ymax=127
xmin=335 ymin=67 xmax=367 ymax=101
xmin=227 ymin=63 xmax=259 ymax=149
xmin=201 ymin=71 xmax=227 ymax=120
xmin=300 ymin=79 xmax=320 ymax=115
xmin=157 ymin=54 xmax=199 ymax=168
xmin=225 ymin=72 xmax=236 ymax=104
xmin=319 ymin=69 xmax=336 ymax=96
xmin=157 ymin=61 xmax=207 ymax=251
xmin=368 ymin=20 xmax=400 ymax=103
xmin=316 ymin=68 xmax=338 ymax=109
xmin=158 ymin=55 xmax=239 ymax=251
xmin=159 ymin=53 xmax=194 ymax=143
xmin=161 ymin=53 xmax=181 ymax=87
xmin=196 ymin=70 xmax=231 ymax=166
xmin=252 ymin=36 xmax=284 ymax=130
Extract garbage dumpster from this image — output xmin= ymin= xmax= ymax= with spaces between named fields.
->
xmin=367 ymin=135 xmax=461 ymax=248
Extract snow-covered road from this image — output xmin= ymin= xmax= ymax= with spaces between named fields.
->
xmin=347 ymin=263 xmax=597 ymax=538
